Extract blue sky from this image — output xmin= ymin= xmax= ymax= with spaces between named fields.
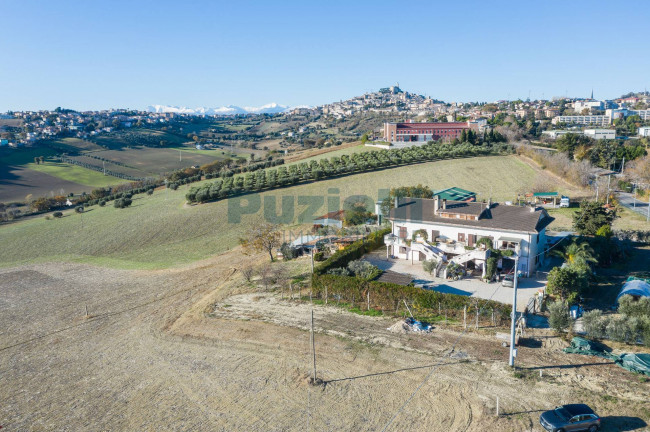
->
xmin=1 ymin=0 xmax=649 ymax=111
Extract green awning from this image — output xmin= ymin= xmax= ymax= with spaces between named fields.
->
xmin=532 ymin=192 xmax=558 ymax=197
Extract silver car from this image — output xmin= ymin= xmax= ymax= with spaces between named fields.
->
xmin=501 ymin=274 xmax=515 ymax=287
xmin=539 ymin=404 xmax=600 ymax=432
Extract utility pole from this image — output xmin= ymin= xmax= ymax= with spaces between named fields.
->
xmin=509 ymin=255 xmax=520 ymax=367
xmin=310 ymin=248 xmax=314 ymax=274
xmin=647 ymin=193 xmax=650 ymax=223
xmin=179 ymin=149 xmax=182 ymax=162
xmin=103 ymin=160 xmax=106 ymax=175
xmin=606 ymin=175 xmax=611 ymax=205
xmin=310 ymin=309 xmax=317 ymax=383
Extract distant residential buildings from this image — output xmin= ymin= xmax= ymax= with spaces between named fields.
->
xmin=573 ymin=100 xmax=604 ymax=113
xmin=542 ymin=129 xmax=615 ymax=140
xmin=639 ymin=127 xmax=650 ymax=137
xmin=552 ymin=115 xmax=609 ymax=126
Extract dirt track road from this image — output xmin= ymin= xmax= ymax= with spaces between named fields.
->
xmin=1 ymin=256 xmax=648 ymax=431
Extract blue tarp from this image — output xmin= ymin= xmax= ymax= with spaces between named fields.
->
xmin=405 ymin=318 xmax=432 ymax=332
xmin=616 ymin=279 xmax=650 ymax=302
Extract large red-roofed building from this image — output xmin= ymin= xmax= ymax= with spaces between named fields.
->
xmin=384 ymin=121 xmax=475 ymax=143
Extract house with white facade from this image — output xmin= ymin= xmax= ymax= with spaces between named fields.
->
xmin=384 ymin=196 xmax=554 ymax=278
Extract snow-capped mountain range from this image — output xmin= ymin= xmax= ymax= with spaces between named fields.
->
xmin=146 ymin=102 xmax=294 ymax=115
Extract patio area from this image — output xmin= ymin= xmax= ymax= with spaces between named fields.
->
xmin=363 ymin=250 xmax=551 ymax=311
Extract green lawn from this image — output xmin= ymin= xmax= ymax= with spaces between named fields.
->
xmin=286 ymin=144 xmax=380 ymax=167
xmin=547 ymin=205 xmax=649 ymax=232
xmin=0 ymin=155 xmax=589 ymax=270
xmin=26 ymin=160 xmax=129 ymax=188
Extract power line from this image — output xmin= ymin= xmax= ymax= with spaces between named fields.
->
xmin=380 ymin=283 xmax=502 ymax=431
xmin=380 ymin=205 xmax=591 ymax=430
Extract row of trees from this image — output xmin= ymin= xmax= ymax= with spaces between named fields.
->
xmin=553 ymin=133 xmax=647 ymax=169
xmin=187 ymin=141 xmax=508 ymax=204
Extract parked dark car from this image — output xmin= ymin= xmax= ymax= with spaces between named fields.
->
xmin=540 ymin=404 xmax=600 ymax=431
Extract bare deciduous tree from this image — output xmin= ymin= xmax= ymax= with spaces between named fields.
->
xmin=239 ymin=222 xmax=281 ymax=262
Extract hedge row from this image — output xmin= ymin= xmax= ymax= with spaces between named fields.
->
xmin=311 ymin=274 xmax=510 ymax=319
xmin=187 ymin=141 xmax=509 ymax=204
xmin=314 ymin=227 xmax=391 ymax=275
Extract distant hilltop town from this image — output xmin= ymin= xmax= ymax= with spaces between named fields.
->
xmin=1 ymin=86 xmax=649 ymax=148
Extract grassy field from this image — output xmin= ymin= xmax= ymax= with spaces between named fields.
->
xmin=547 ymin=205 xmax=649 ymax=232
xmin=0 ymin=147 xmax=126 ymax=202
xmin=26 ymin=159 xmax=130 ymax=187
xmin=89 ymin=147 xmax=219 ymax=175
xmin=285 ymin=144 xmax=380 ymax=166
xmin=0 ymin=155 xmax=591 ymax=269
xmin=46 ymin=137 xmax=105 ymax=152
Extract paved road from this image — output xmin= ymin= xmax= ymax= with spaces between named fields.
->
xmin=617 ymin=192 xmax=650 ymax=219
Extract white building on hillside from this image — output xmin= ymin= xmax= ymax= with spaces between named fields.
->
xmin=573 ymin=100 xmax=603 ymax=113
xmin=552 ymin=115 xmax=609 ymax=126
xmin=639 ymin=127 xmax=650 ymax=137
xmin=584 ymin=129 xmax=615 ymax=140
xmin=384 ymin=196 xmax=554 ymax=277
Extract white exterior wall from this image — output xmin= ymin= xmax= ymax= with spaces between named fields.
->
xmin=639 ymin=127 xmax=650 ymax=137
xmin=584 ymin=129 xmax=616 ymax=140
xmin=552 ymin=115 xmax=608 ymax=125
xmin=390 ymin=219 xmax=545 ymax=276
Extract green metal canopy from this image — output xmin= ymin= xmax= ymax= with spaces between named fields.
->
xmin=433 ymin=187 xmax=476 ymax=202
xmin=532 ymin=192 xmax=558 ymax=197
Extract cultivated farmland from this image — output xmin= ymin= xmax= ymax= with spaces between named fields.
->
xmin=0 ymin=155 xmax=587 ymax=269
xmin=0 ymin=147 xmax=126 ymax=202
xmin=1 ymin=251 xmax=648 ymax=431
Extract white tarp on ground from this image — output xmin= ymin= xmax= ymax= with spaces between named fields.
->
xmin=616 ymin=279 xmax=650 ymax=302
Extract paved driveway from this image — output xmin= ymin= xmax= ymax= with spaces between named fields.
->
xmin=617 ymin=192 xmax=650 ymax=219
xmin=363 ymin=251 xmax=548 ymax=311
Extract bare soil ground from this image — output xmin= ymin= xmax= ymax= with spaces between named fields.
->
xmin=1 ymin=251 xmax=648 ymax=431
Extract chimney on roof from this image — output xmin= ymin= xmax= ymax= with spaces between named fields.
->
xmin=394 ymin=196 xmax=399 ymax=209
xmin=442 ymin=199 xmax=447 ymax=210
xmin=487 ymin=198 xmax=492 ymax=208
xmin=434 ymin=195 xmax=440 ymax=214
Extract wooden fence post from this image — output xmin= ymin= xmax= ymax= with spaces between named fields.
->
xmin=367 ymin=291 xmax=370 ymax=311
xmin=463 ymin=306 xmax=467 ymax=329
